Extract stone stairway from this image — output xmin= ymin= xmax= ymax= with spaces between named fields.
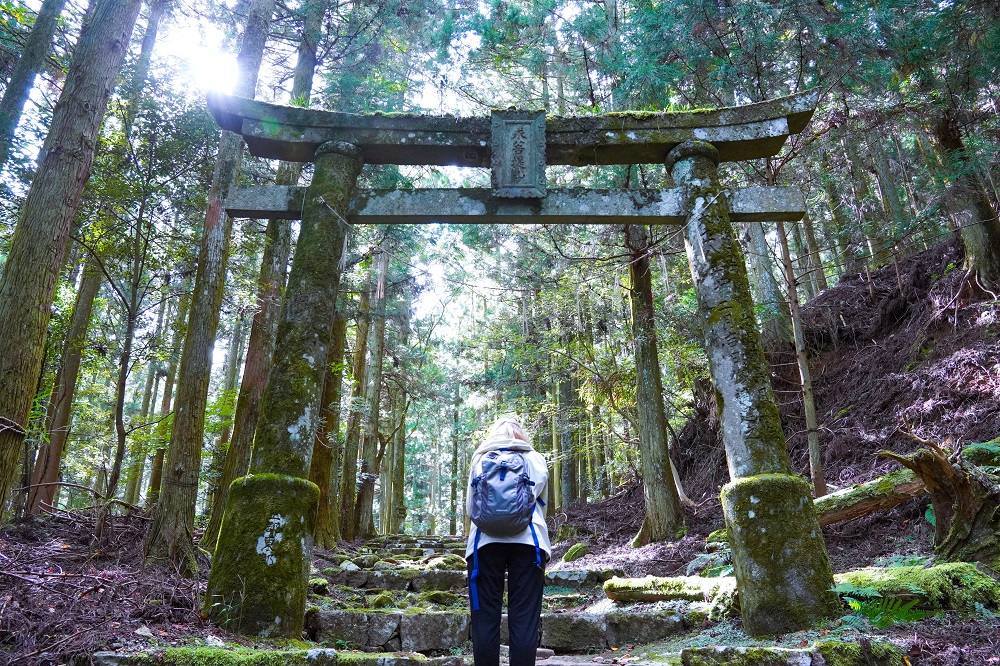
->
xmin=307 ymin=536 xmax=711 ymax=654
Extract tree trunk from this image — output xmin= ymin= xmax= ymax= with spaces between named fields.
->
xmin=776 ymin=220 xmax=826 ymax=497
xmin=338 ymin=289 xmax=370 ymax=540
xmin=145 ymin=447 xmax=166 ymax=507
xmin=203 ymin=315 xmax=247 ymax=517
xmin=200 ymin=213 xmax=291 ymax=549
xmin=745 ymin=221 xmax=791 ymax=348
xmin=821 ymin=151 xmax=865 ymax=278
xmin=558 ymin=371 xmax=579 ymax=506
xmin=801 ymin=213 xmax=828 ymax=293
xmin=625 ymin=224 xmax=684 ymax=544
xmin=128 ymin=295 xmax=169 ymax=498
xmin=870 ymin=135 xmax=909 ymax=235
xmin=388 ymin=322 xmax=409 ymax=534
xmin=26 ymin=259 xmax=101 ymax=514
xmin=0 ymin=0 xmax=142 ymax=516
xmin=449 ymin=386 xmax=460 ymax=534
xmin=311 ymin=310 xmax=347 ymax=548
xmin=843 ymin=139 xmax=891 ymax=267
xmin=0 ymin=0 xmax=68 ymax=166
xmin=146 ymin=0 xmax=275 ymax=574
xmin=933 ymin=109 xmax=1000 ymax=294
xmin=355 ymin=248 xmax=389 ymax=539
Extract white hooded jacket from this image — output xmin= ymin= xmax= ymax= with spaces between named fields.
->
xmin=464 ymin=432 xmax=551 ymax=560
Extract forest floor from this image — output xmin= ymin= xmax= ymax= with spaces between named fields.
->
xmin=2 ymin=237 xmax=999 ymax=665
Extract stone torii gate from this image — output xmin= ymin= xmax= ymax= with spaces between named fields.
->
xmin=202 ymin=91 xmax=839 ymax=639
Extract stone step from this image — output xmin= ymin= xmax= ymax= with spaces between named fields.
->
xmin=305 ymin=606 xmax=691 ymax=653
xmin=90 ymin=648 xmax=465 ymax=666
xmin=361 ymin=546 xmax=467 ymax=557
xmin=545 ymin=569 xmax=623 ymax=590
xmin=321 ymin=567 xmax=622 ymax=596
xmin=676 ymin=642 xmax=904 ymax=665
xmin=324 ymin=567 xmax=468 ymax=591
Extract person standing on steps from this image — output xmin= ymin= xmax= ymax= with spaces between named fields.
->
xmin=466 ymin=417 xmax=551 ymax=666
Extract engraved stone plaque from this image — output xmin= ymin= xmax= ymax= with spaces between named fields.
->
xmin=491 ymin=110 xmax=546 ymax=198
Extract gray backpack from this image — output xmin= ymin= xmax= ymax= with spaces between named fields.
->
xmin=469 ymin=448 xmax=537 ymax=537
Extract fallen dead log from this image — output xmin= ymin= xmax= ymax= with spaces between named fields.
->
xmin=814 ymin=468 xmax=928 ymax=527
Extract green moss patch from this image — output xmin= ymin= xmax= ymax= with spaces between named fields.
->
xmin=419 ymin=590 xmax=461 ymax=606
xmin=91 ymin=647 xmax=464 ymax=666
xmin=679 ymin=641 xmax=903 ymax=665
xmin=604 ymin=575 xmax=734 ymax=602
xmin=835 ymin=561 xmax=1000 ymax=612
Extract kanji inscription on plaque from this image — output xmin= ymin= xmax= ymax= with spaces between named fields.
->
xmin=491 ymin=110 xmax=546 ymax=198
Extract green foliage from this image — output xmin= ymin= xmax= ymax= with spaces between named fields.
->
xmin=832 ymin=581 xmax=933 ymax=628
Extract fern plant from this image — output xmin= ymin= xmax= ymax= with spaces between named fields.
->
xmin=832 ymin=582 xmax=934 ymax=628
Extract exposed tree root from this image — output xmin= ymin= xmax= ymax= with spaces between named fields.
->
xmin=879 ymin=430 xmax=1000 ymax=570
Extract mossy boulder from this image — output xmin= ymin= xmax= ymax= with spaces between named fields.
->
xmin=368 ymin=591 xmax=395 ymax=608
xmin=721 ymin=473 xmax=839 ymax=636
xmin=399 ymin=611 xmax=471 ymax=652
xmin=563 ymin=542 xmax=589 ymax=562
xmin=835 ymin=561 xmax=1000 ymax=612
xmin=423 ymin=553 xmax=467 ymax=570
xmin=203 ymin=474 xmax=319 ymax=638
xmin=410 ymin=570 xmax=467 ymax=592
xmin=420 ymin=590 xmax=461 ymax=605
xmin=368 ymin=569 xmax=416 ymax=590
xmin=705 ymin=529 xmax=729 ymax=551
xmin=353 ymin=554 xmax=379 ymax=569
xmin=546 ymin=568 xmax=622 ymax=589
xmin=556 ymin=524 xmax=579 ymax=541
xmin=309 ymin=577 xmax=330 ymax=595
xmin=604 ymin=575 xmax=733 ymax=602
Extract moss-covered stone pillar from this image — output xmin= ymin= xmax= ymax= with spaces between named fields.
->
xmin=666 ymin=140 xmax=837 ymax=636
xmin=204 ymin=141 xmax=363 ymax=637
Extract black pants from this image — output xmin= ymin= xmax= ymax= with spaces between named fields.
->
xmin=467 ymin=542 xmax=544 ymax=666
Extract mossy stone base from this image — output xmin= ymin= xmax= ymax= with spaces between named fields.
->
xmin=204 ymin=474 xmax=320 ymax=637
xmin=721 ymin=474 xmax=838 ymax=636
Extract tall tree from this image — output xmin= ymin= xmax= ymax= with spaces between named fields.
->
xmin=339 ymin=288 xmax=369 ymax=540
xmin=146 ymin=0 xmax=275 ymax=572
xmin=26 ymin=259 xmax=101 ymax=513
xmin=201 ymin=0 xmax=322 ymax=548
xmin=355 ymin=246 xmax=390 ymax=538
xmin=311 ymin=310 xmax=347 ymax=547
xmin=0 ymin=0 xmax=143 ymax=516
xmin=0 ymin=0 xmax=68 ymax=166
xmin=625 ymin=224 xmax=684 ymax=545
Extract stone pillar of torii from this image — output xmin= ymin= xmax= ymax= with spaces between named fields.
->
xmin=202 ymin=91 xmax=839 ymax=638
